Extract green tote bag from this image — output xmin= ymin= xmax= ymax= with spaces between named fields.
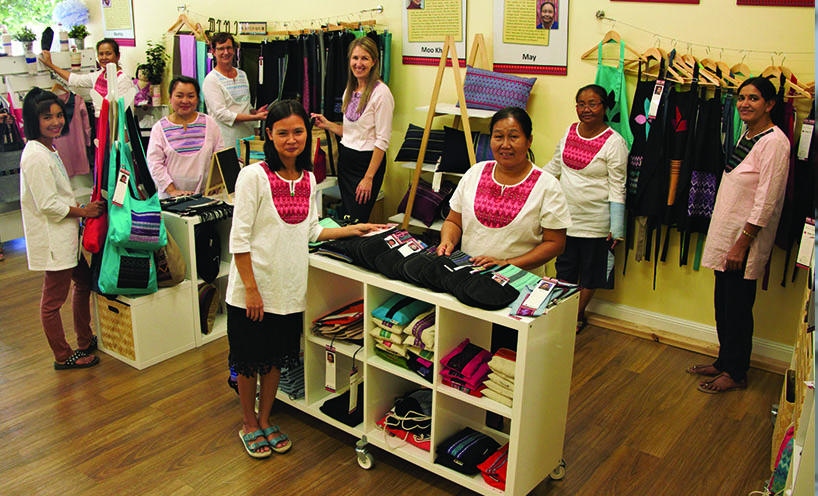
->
xmin=107 ymin=98 xmax=167 ymax=251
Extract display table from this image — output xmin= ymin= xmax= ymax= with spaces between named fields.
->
xmin=272 ymin=254 xmax=578 ymax=495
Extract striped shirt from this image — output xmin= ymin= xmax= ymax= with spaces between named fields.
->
xmin=725 ymin=127 xmax=775 ymax=172
xmin=159 ymin=114 xmax=208 ymax=155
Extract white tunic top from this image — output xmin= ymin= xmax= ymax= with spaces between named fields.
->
xmin=226 ymin=163 xmax=324 ymax=314
xmin=340 ymin=82 xmax=394 ymax=152
xmin=543 ymin=123 xmax=628 ymax=238
xmin=19 ymin=141 xmax=79 ymax=271
xmin=449 ymin=161 xmax=572 ymax=275
xmin=202 ymin=69 xmax=256 ymax=151
xmin=701 ymin=126 xmax=790 ymax=280
xmin=67 ymin=69 xmax=133 ymax=118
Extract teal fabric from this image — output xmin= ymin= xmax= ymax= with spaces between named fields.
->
xmin=594 ymin=41 xmax=634 ymax=150
xmin=106 ymin=100 xmax=167 ymax=251
xmin=609 ymin=202 xmax=625 ymax=239
xmin=196 ymin=40 xmax=208 ymax=112
xmin=382 ymin=31 xmax=392 ymax=85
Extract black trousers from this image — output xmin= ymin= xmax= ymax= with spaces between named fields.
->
xmin=712 ymin=270 xmax=757 ymax=382
xmin=337 ymin=142 xmax=385 ymax=223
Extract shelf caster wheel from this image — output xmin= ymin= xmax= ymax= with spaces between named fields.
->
xmin=355 ymin=435 xmax=374 ymax=470
xmin=550 ymin=459 xmax=566 ymax=480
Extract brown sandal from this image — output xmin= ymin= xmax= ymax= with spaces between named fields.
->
xmin=685 ymin=364 xmax=721 ymax=377
xmin=697 ymin=373 xmax=747 ymax=394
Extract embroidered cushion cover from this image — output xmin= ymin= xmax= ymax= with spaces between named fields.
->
xmin=461 ymin=66 xmax=536 ymax=111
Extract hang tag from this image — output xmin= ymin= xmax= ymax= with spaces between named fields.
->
xmin=325 ymin=346 xmax=336 ymax=393
xmin=111 ymin=168 xmax=130 ymax=207
xmin=432 ymin=171 xmax=443 ymax=192
xmin=797 ymin=120 xmax=813 ymax=161
xmin=258 ymin=56 xmax=264 ymax=85
xmin=522 ymin=281 xmax=555 ymax=310
xmin=398 ymin=242 xmax=421 ymax=257
xmin=795 ymin=218 xmax=814 ymax=269
xmin=491 ymin=273 xmax=509 ymax=286
xmin=348 ymin=367 xmax=362 ymax=414
xmin=647 ymin=80 xmax=665 ymax=120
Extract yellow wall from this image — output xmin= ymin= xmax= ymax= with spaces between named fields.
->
xmin=85 ymin=0 xmax=814 ymax=346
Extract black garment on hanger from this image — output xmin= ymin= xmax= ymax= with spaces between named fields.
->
xmin=239 ymin=42 xmax=261 ymax=107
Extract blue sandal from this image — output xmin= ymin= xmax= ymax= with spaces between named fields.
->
xmin=262 ymin=425 xmax=292 ymax=453
xmin=239 ymin=429 xmax=272 ymax=458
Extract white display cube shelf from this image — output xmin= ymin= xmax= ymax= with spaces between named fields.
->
xmin=273 ymin=254 xmax=578 ymax=495
xmin=94 ymin=280 xmax=195 ymax=370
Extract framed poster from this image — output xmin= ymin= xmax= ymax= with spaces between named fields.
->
xmin=402 ymin=0 xmax=467 ymax=66
xmin=493 ymin=0 xmax=569 ymax=75
xmin=736 ymin=0 xmax=812 ymax=5
xmin=101 ymin=0 xmax=136 ymax=47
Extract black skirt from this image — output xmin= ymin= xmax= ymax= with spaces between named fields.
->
xmin=337 ymin=142 xmax=385 ymax=223
xmin=226 ymin=304 xmax=302 ymax=378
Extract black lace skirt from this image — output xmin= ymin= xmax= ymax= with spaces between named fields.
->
xmin=226 ymin=304 xmax=302 ymax=378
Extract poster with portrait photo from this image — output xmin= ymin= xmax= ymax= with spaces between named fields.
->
xmin=402 ymin=0 xmax=467 ymax=66
xmin=101 ymin=0 xmax=136 ymax=47
xmin=493 ymin=0 xmax=569 ymax=75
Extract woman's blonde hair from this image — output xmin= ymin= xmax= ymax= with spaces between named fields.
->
xmin=342 ymin=37 xmax=381 ymax=115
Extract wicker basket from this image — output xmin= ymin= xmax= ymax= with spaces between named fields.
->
xmin=96 ymin=297 xmax=136 ymax=360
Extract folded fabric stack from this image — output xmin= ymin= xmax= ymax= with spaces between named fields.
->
xmin=476 ymin=443 xmax=509 ymax=490
xmin=278 ymin=355 xmax=305 ymax=400
xmin=509 ymin=277 xmax=580 ymax=317
xmin=439 ymin=338 xmax=492 ymax=396
xmin=435 ymin=427 xmax=501 ymax=475
xmin=370 ymin=295 xmax=434 ymax=373
xmin=482 ymin=348 xmax=516 ymax=408
xmin=375 ymin=389 xmax=432 ymax=452
xmin=312 ymin=299 xmax=364 ymax=343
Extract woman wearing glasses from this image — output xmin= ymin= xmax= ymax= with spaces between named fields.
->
xmin=543 ymin=84 xmax=628 ymax=333
xmin=202 ymin=32 xmax=268 ymax=151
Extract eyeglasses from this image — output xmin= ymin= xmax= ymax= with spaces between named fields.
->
xmin=575 ymin=102 xmax=601 ymax=110
xmin=214 ymin=46 xmax=235 ymax=53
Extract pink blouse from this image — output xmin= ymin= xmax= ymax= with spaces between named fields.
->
xmin=701 ymin=126 xmax=790 ymax=279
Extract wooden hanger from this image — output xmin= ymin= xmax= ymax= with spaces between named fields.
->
xmin=580 ymin=30 xmax=643 ymax=63
xmin=51 ymin=82 xmax=68 ymax=95
xmin=168 ymin=14 xmax=206 ymax=41
xmin=730 ymin=62 xmax=751 ymax=81
xmin=715 ymin=61 xmax=741 ymax=89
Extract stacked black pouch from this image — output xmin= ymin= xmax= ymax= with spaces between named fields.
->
xmin=346 ymin=227 xmax=399 ymax=270
xmin=398 ymin=247 xmax=438 ymax=285
xmin=452 ymin=267 xmax=522 ymax=311
xmin=195 ymin=223 xmax=221 ymax=284
xmin=435 ymin=427 xmax=500 ymax=475
xmin=418 ymin=250 xmax=472 ymax=292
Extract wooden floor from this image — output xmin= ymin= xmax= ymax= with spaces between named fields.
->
xmin=0 ymin=237 xmax=782 ymax=495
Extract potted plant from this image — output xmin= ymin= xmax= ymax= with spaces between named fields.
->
xmin=67 ymin=24 xmax=88 ymax=50
xmin=13 ymin=27 xmax=37 ymax=74
xmin=136 ymin=41 xmax=168 ymax=105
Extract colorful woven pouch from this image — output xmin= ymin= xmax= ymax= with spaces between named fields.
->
xmin=460 ymin=66 xmax=536 ymax=111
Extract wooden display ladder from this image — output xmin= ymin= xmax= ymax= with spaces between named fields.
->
xmin=401 ymin=33 xmax=490 ymax=230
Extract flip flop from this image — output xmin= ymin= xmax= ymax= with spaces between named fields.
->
xmin=77 ymin=335 xmax=98 ymax=354
xmin=262 ymin=425 xmax=292 ymax=454
xmin=239 ymin=429 xmax=272 ymax=459
xmin=576 ymin=317 xmax=588 ymax=334
xmin=685 ymin=363 xmax=721 ymax=377
xmin=696 ymin=373 xmax=748 ymax=394
xmin=54 ymin=350 xmax=99 ymax=370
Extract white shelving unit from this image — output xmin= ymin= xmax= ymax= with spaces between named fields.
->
xmin=162 ymin=211 xmax=233 ymax=347
xmin=274 ymin=254 xmax=578 ymax=496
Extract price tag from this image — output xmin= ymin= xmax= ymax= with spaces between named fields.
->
xmin=111 ymin=168 xmax=130 ymax=207
xmin=647 ymin=80 xmax=665 ymax=120
xmin=795 ymin=218 xmax=814 ymax=269
xmin=325 ymin=346 xmax=336 ymax=392
xmin=797 ymin=120 xmax=813 ymax=161
xmin=432 ymin=171 xmax=443 ymax=192
xmin=523 ymin=281 xmax=555 ymax=310
xmin=348 ymin=367 xmax=362 ymax=414
xmin=258 ymin=56 xmax=264 ymax=84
